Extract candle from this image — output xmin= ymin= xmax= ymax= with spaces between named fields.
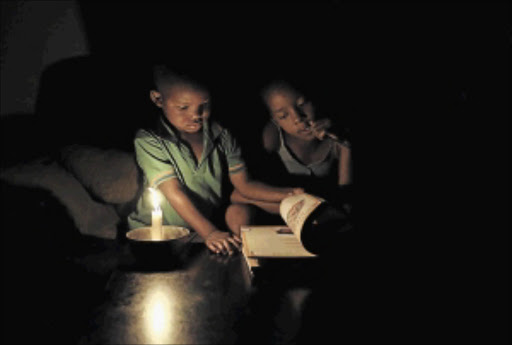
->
xmin=149 ymin=188 xmax=163 ymax=240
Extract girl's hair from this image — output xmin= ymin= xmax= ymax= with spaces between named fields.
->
xmin=261 ymin=80 xmax=303 ymax=106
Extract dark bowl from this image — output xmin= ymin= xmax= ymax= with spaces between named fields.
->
xmin=126 ymin=226 xmax=191 ymax=266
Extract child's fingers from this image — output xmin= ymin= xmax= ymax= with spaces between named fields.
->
xmin=208 ymin=238 xmax=226 ymax=254
xmin=231 ymin=234 xmax=243 ymax=243
xmin=227 ymin=237 xmax=242 ymax=251
xmin=292 ymin=188 xmax=305 ymax=195
xmin=207 ymin=242 xmax=222 ymax=254
xmin=311 ymin=118 xmax=331 ymax=130
xmin=310 ymin=120 xmax=332 ymax=140
xmin=207 ymin=232 xmax=242 ymax=255
xmin=216 ymin=239 xmax=233 ymax=255
xmin=316 ymin=129 xmax=327 ymax=140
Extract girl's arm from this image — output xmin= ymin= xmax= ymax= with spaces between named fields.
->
xmin=262 ymin=121 xmax=280 ymax=153
xmin=157 ymin=178 xmax=241 ymax=255
xmin=229 ymin=170 xmax=303 ymax=203
xmin=233 ymin=122 xmax=282 ymax=212
xmin=338 ymin=143 xmax=352 ymax=186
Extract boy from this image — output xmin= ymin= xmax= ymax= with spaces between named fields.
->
xmin=128 ymin=66 xmax=303 ymax=255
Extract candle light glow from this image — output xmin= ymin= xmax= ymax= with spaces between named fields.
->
xmin=143 ymin=286 xmax=174 ymax=343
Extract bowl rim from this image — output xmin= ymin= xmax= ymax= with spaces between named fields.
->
xmin=126 ymin=225 xmax=191 ymax=242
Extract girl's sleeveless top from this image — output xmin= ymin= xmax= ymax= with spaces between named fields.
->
xmin=276 ymin=127 xmax=339 ymax=178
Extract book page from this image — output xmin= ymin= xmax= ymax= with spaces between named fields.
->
xmin=241 ymin=226 xmax=315 ymax=258
xmin=280 ymin=193 xmax=324 ymax=239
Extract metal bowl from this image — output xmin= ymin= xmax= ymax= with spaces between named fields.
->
xmin=126 ymin=226 xmax=191 ymax=266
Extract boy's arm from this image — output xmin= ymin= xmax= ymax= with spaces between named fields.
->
xmin=157 ymin=178 xmax=241 ymax=255
xmin=229 ymin=170 xmax=303 ymax=203
xmin=231 ymin=189 xmax=281 ymax=214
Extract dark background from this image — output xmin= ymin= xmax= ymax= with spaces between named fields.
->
xmin=1 ymin=1 xmax=509 ymax=343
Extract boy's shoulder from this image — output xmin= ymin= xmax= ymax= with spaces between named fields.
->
xmin=133 ymin=127 xmax=170 ymax=149
xmin=135 ymin=127 xmax=153 ymax=136
xmin=135 ymin=118 xmax=177 ymax=143
xmin=134 ymin=128 xmax=158 ymax=141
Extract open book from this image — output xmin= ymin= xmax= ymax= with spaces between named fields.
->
xmin=241 ymin=192 xmax=353 ymax=272
xmin=241 ymin=225 xmax=316 ymax=268
xmin=241 ymin=193 xmax=327 ymax=268
xmin=241 ymin=193 xmax=336 ymax=267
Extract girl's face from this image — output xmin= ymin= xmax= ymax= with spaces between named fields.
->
xmin=266 ymin=88 xmax=316 ymax=140
xmin=153 ymin=84 xmax=211 ymax=135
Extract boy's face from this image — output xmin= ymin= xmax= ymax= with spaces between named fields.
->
xmin=151 ymin=84 xmax=211 ymax=135
xmin=266 ymin=88 xmax=316 ymax=140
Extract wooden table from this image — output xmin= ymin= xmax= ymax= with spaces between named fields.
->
xmin=74 ymin=221 xmax=507 ymax=345
xmin=77 ymin=233 xmax=364 ymax=344
xmin=78 ymin=234 xmax=256 ymax=344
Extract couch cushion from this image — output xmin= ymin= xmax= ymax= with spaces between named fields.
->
xmin=0 ymin=158 xmax=119 ymax=239
xmin=60 ymin=145 xmax=141 ymax=204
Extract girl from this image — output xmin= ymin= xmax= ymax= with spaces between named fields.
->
xmin=231 ymin=80 xmax=352 ymax=215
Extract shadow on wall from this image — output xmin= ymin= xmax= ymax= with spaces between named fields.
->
xmin=1 ymin=112 xmax=49 ymax=168
xmin=0 ymin=53 xmax=354 ymax=170
xmin=0 ymin=52 xmax=274 ymax=169
xmin=1 ymin=55 xmax=157 ymax=168
xmin=35 ymin=55 xmax=155 ymax=150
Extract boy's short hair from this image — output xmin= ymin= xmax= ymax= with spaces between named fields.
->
xmin=152 ymin=64 xmax=208 ymax=94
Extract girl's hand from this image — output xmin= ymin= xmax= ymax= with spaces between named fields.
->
xmin=205 ymin=230 xmax=242 ymax=255
xmin=308 ymin=118 xmax=332 ymax=140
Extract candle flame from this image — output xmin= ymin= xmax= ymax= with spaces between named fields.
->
xmin=149 ymin=187 xmax=161 ymax=211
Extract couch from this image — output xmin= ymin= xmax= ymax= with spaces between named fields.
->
xmin=0 ymin=138 xmax=143 ymax=344
xmin=1 ymin=144 xmax=141 ymax=240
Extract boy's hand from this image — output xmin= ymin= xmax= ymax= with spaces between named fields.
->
xmin=205 ymin=230 xmax=242 ymax=255
xmin=288 ymin=188 xmax=305 ymax=196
